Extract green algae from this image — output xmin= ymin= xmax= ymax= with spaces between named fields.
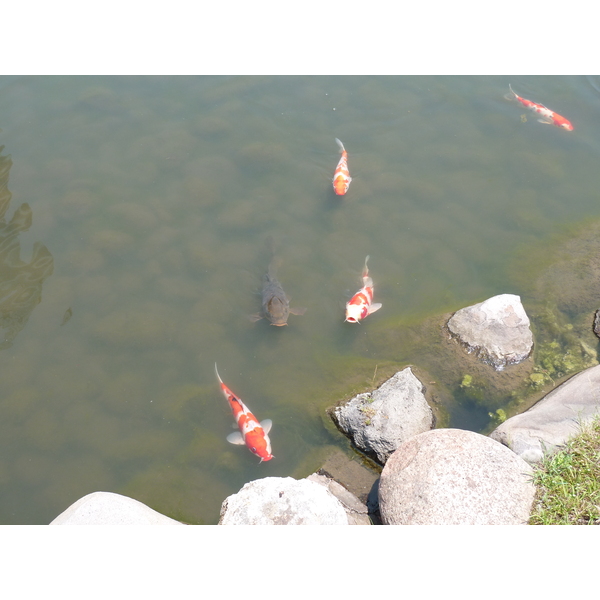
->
xmin=488 ymin=408 xmax=507 ymax=424
xmin=458 ymin=374 xmax=486 ymax=404
xmin=525 ymin=303 xmax=598 ymax=394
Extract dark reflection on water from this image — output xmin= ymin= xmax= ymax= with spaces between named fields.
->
xmin=0 ymin=147 xmax=53 ymax=349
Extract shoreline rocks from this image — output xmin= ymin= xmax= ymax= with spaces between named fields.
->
xmin=47 ymin=292 xmax=600 ymax=526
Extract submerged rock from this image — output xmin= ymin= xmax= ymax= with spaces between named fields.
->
xmin=332 ymin=367 xmax=433 ymax=465
xmin=378 ymin=429 xmax=535 ymax=525
xmin=306 ymin=472 xmax=371 ymax=525
xmin=447 ymin=294 xmax=534 ymax=371
xmin=218 ymin=477 xmax=349 ymax=525
xmin=490 ymin=363 xmax=600 ymax=463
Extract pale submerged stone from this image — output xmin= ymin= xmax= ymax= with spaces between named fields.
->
xmin=447 ymin=293 xmax=534 ymax=371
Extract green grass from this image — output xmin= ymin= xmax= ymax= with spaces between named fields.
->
xmin=529 ymin=416 xmax=600 ymax=525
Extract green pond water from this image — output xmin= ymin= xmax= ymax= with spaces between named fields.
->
xmin=1 ymin=75 xmax=600 ymax=524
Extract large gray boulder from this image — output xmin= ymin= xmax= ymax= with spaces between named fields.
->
xmin=50 ymin=492 xmax=183 ymax=525
xmin=219 ymin=477 xmax=349 ymax=525
xmin=332 ymin=367 xmax=433 ymax=465
xmin=490 ymin=364 xmax=600 ymax=463
xmin=378 ymin=429 xmax=535 ymax=525
xmin=447 ymin=294 xmax=534 ymax=371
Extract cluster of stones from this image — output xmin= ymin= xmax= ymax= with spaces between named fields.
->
xmin=50 ymin=294 xmax=600 ymax=525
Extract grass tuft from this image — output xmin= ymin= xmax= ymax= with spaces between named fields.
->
xmin=529 ymin=416 xmax=600 ymax=525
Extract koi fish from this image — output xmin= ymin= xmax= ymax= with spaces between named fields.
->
xmin=215 ymin=363 xmax=273 ymax=463
xmin=250 ymin=240 xmax=306 ymax=326
xmin=506 ymin=84 xmax=574 ymax=131
xmin=345 ymin=255 xmax=382 ymax=323
xmin=333 ymin=138 xmax=352 ymax=195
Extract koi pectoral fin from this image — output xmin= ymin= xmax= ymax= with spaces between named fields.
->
xmin=226 ymin=432 xmax=246 ymax=445
xmin=368 ymin=303 xmax=382 ymax=315
xmin=537 ymin=117 xmax=553 ymax=125
xmin=260 ymin=419 xmax=272 ymax=434
xmin=249 ymin=313 xmax=263 ymax=322
xmin=290 ymin=306 xmax=307 ymax=316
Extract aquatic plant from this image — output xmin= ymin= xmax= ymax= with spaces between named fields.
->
xmin=457 ymin=373 xmax=486 ymax=404
xmin=534 ymin=336 xmax=596 ymax=381
xmin=529 ymin=372 xmax=548 ymax=389
xmin=487 ymin=408 xmax=507 ymax=424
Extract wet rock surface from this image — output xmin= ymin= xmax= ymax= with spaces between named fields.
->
xmin=315 ymin=447 xmax=379 ymax=503
xmin=447 ymin=294 xmax=534 ymax=371
xmin=490 ymin=363 xmax=600 ymax=463
xmin=378 ymin=428 xmax=535 ymax=525
xmin=313 ymin=448 xmax=381 ymax=524
xmin=306 ymin=473 xmax=371 ymax=525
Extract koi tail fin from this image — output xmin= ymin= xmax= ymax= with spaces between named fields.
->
xmin=362 ymin=255 xmax=370 ymax=278
xmin=505 ymin=84 xmax=518 ymax=101
xmin=214 ymin=363 xmax=223 ymax=385
xmin=265 ymin=235 xmax=282 ymax=278
xmin=335 ymin=138 xmax=345 ymax=153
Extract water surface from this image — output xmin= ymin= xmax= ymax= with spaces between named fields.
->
xmin=0 ymin=75 xmax=599 ymax=523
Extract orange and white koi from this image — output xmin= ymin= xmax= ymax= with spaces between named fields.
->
xmin=345 ymin=256 xmax=382 ymax=323
xmin=506 ymin=84 xmax=574 ymax=131
xmin=215 ymin=364 xmax=273 ymax=463
xmin=333 ymin=138 xmax=352 ymax=195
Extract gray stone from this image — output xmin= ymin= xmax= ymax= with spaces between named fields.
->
xmin=49 ymin=491 xmax=184 ymax=525
xmin=447 ymin=294 xmax=534 ymax=371
xmin=490 ymin=364 xmax=600 ymax=463
xmin=218 ymin=477 xmax=349 ymax=525
xmin=378 ymin=429 xmax=535 ymax=525
xmin=333 ymin=367 xmax=433 ymax=465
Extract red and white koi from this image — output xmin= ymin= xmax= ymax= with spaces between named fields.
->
xmin=345 ymin=256 xmax=382 ymax=323
xmin=333 ymin=138 xmax=352 ymax=195
xmin=215 ymin=364 xmax=273 ymax=463
xmin=506 ymin=84 xmax=574 ymax=131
